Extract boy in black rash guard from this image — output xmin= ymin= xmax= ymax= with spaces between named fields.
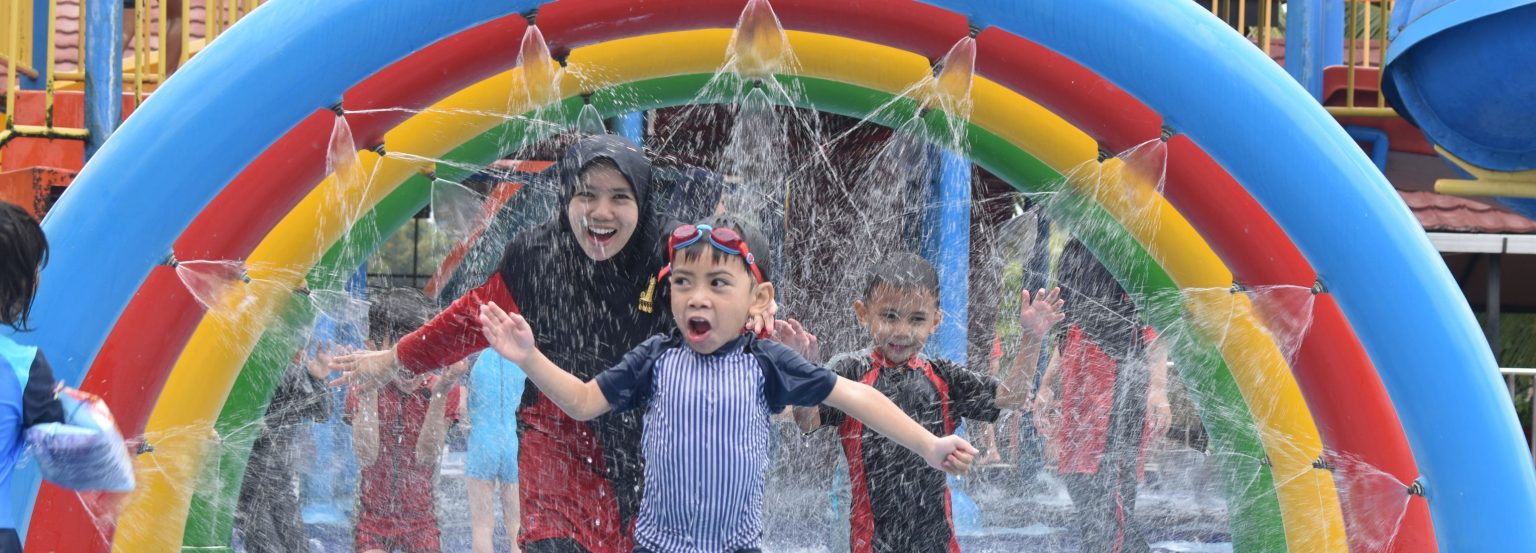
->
xmin=797 ymin=252 xmax=1063 ymax=553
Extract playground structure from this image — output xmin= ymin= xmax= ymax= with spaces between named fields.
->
xmin=1 ymin=0 xmax=1534 ymax=551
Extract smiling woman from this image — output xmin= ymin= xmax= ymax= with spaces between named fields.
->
xmin=568 ymin=159 xmax=642 ymax=261
xmin=327 ymin=133 xmax=696 ymax=553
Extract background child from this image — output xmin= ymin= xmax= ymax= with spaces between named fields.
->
xmin=465 ymin=347 xmax=524 ymax=553
xmin=345 ymin=288 xmax=466 ymax=553
xmin=234 ymin=343 xmax=336 ymax=553
xmin=1032 ymin=239 xmax=1170 ymax=553
xmin=478 ymin=217 xmax=976 ymax=553
xmin=797 ymin=251 xmax=1062 ymax=553
xmin=0 ymin=202 xmax=66 ymax=553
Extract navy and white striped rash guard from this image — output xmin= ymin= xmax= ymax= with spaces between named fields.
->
xmin=596 ymin=332 xmax=837 ymax=553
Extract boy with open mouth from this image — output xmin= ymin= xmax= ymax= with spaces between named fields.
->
xmin=478 ymin=216 xmax=976 ymax=553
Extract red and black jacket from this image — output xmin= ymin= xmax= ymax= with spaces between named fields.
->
xmin=819 ymin=350 xmax=1001 ymax=553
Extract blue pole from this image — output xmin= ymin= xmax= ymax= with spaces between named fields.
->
xmin=614 ymin=111 xmax=645 ymax=145
xmin=83 ymin=0 xmax=123 ymax=159
xmin=23 ymin=0 xmax=48 ymax=90
xmin=921 ymin=148 xmax=981 ymax=531
xmin=1285 ymin=0 xmax=1345 ymax=100
xmin=924 ymin=149 xmax=971 ymax=363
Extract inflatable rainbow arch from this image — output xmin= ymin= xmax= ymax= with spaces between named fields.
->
xmin=10 ymin=0 xmax=1535 ymax=551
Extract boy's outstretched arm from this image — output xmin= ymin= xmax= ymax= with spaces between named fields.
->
xmin=479 ymin=302 xmax=613 ymax=421
xmin=823 ymin=377 xmax=979 ymax=475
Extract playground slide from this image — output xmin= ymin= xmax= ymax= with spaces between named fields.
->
xmin=1382 ymin=0 xmax=1536 ymax=218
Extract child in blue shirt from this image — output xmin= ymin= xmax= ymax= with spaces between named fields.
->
xmin=0 ymin=202 xmax=67 ymax=553
xmin=465 ymin=348 xmax=524 ymax=553
xmin=478 ymin=216 xmax=976 ymax=553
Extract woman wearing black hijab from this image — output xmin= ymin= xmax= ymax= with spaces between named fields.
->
xmin=334 ymin=134 xmax=683 ymax=553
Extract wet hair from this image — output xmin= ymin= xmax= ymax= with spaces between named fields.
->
xmin=0 ymin=202 xmax=48 ymax=331
xmin=1057 ymin=238 xmax=1144 ymax=360
xmin=367 ymin=287 xmax=435 ymax=344
xmin=671 ymin=214 xmax=773 ymax=284
xmin=863 ymin=251 xmax=940 ymax=303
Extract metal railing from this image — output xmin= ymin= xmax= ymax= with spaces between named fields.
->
xmin=3 ymin=0 xmax=88 ymax=148
xmin=1206 ymin=0 xmax=1398 ymax=118
xmin=1334 ymin=0 xmax=1396 ymax=117
xmin=2 ymin=0 xmax=264 ymax=150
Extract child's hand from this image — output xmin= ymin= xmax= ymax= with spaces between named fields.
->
xmin=436 ymin=359 xmax=470 ymax=394
xmin=772 ymin=319 xmax=820 ymax=363
xmin=746 ymin=300 xmax=780 ymax=337
xmin=479 ymin=302 xmax=537 ymax=365
xmin=305 ymin=341 xmax=336 ymax=380
xmin=1019 ymin=287 xmax=1064 ymax=339
xmin=329 ymin=347 xmax=399 ymax=390
xmin=927 ymin=435 xmax=979 ymax=476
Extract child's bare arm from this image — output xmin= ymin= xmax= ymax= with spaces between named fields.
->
xmin=351 ymin=388 xmax=381 ymax=466
xmin=479 ymin=302 xmax=612 ymax=421
xmin=823 ymin=377 xmax=978 ymax=475
xmin=999 ymin=287 xmax=1063 ymax=410
xmin=792 ymin=406 xmax=821 ymax=433
xmin=415 ymin=362 xmax=468 ymax=465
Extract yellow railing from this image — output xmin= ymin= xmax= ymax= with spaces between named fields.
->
xmin=3 ymin=0 xmax=87 ymax=149
xmin=1334 ymin=0 xmax=1396 ymax=117
xmin=1206 ymin=0 xmax=1399 ymax=118
xmin=2 ymin=0 xmax=264 ymax=149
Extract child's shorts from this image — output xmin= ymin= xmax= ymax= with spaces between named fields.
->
xmin=466 ymin=428 xmax=519 ymax=482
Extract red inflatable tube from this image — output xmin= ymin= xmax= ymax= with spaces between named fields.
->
xmin=1165 ymin=138 xmax=1436 ymax=551
xmin=976 ymin=26 xmax=1432 ymax=551
xmin=978 ymin=27 xmax=1431 ymax=551
xmin=537 ymin=0 xmax=968 ymax=61
xmin=25 ymin=15 xmax=532 ymax=553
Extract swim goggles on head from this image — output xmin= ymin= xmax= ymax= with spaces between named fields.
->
xmin=658 ymin=223 xmax=766 ymax=283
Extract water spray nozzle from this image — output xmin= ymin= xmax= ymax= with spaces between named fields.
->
xmin=1097 ymin=147 xmax=1116 ymax=163
xmin=521 ymin=8 xmax=538 ymax=25
xmin=968 ymin=23 xmax=982 ymax=38
xmin=1312 ymin=456 xmax=1334 ymax=471
xmin=1407 ymin=479 xmax=1426 ymax=497
xmin=162 ymin=253 xmax=179 ymax=268
xmin=370 ymin=143 xmax=387 ymax=155
xmin=1160 ymin=124 xmax=1178 ymax=142
xmin=1312 ymin=278 xmax=1329 ymax=295
xmin=1230 ymin=281 xmax=1248 ymax=295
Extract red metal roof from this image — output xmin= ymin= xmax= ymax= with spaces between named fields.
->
xmin=1399 ymin=189 xmax=1536 ymax=234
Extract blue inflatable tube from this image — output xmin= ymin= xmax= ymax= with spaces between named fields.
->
xmin=925 ymin=0 xmax=1536 ymax=548
xmin=16 ymin=0 xmax=1533 ymax=549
